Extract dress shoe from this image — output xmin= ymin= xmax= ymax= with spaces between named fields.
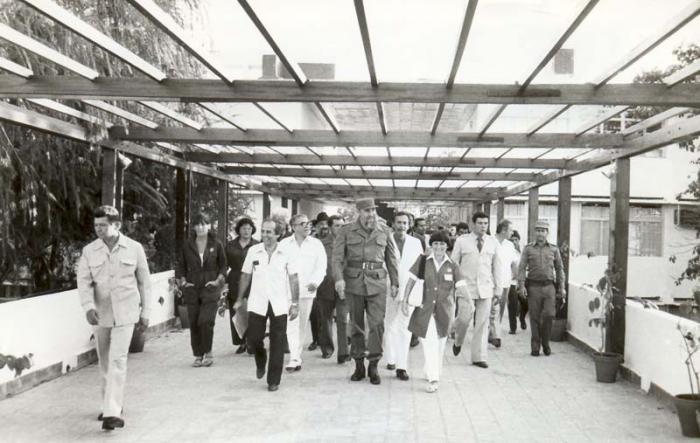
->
xmin=543 ymin=346 xmax=551 ymax=356
xmin=410 ymin=335 xmax=420 ymax=348
xmin=350 ymin=358 xmax=366 ymax=381
xmin=386 ymin=363 xmax=396 ymax=371
xmin=531 ymin=350 xmax=540 ymax=357
xmin=285 ymin=365 xmax=301 ymax=372
xmin=473 ymin=361 xmax=489 ymax=369
xmin=426 ymin=381 xmax=439 ymax=393
xmin=521 ymin=319 xmax=527 ymax=330
xmin=256 ymin=365 xmax=266 ymax=379
xmin=452 ymin=344 xmax=461 ymax=356
xmin=508 ymin=330 xmax=516 ymax=335
xmin=307 ymin=341 xmax=318 ymax=351
xmin=396 ymin=369 xmax=409 ymax=381
xmin=101 ymin=416 xmax=124 ymax=431
xmin=201 ymin=353 xmax=213 ymax=367
xmin=368 ymin=360 xmax=381 ymax=385
xmin=192 ymin=357 xmax=203 ymax=367
xmin=268 ymin=384 xmax=279 ymax=392
xmin=321 ymin=348 xmax=334 ymax=359
xmin=98 ymin=409 xmax=122 ymax=421
xmin=337 ymin=354 xmax=351 ymax=364
xmin=235 ymin=344 xmax=247 ymax=354
xmin=489 ymin=338 xmax=501 ymax=348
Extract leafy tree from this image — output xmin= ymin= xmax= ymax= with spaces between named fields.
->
xmin=0 ymin=0 xmax=250 ymax=295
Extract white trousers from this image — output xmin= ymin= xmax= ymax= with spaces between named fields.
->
xmin=286 ymin=297 xmax=314 ymax=366
xmin=384 ymin=296 xmax=413 ymax=370
xmin=454 ymin=296 xmax=491 ymax=363
xmin=421 ymin=317 xmax=447 ymax=382
xmin=95 ymin=324 xmax=134 ymax=417
xmin=488 ymin=289 xmax=509 ymax=341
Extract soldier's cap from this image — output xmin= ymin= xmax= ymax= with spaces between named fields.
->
xmin=356 ymin=198 xmax=378 ymax=211
xmin=535 ymin=219 xmax=550 ymax=230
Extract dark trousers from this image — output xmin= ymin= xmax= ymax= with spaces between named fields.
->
xmin=348 ymin=292 xmax=386 ymax=361
xmin=527 ymin=282 xmax=556 ymax=352
xmin=226 ymin=295 xmax=245 ymax=346
xmin=247 ymin=303 xmax=287 ymax=386
xmin=507 ymin=284 xmax=529 ymax=332
xmin=309 ymin=298 xmax=320 ymax=345
xmin=317 ymin=295 xmax=349 ymax=357
xmin=187 ymin=299 xmax=218 ymax=357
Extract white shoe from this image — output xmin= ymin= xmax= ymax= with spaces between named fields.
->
xmin=426 ymin=381 xmax=439 ymax=393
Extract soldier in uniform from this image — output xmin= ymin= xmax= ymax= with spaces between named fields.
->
xmin=332 ymin=198 xmax=399 ymax=385
xmin=517 ymin=220 xmax=566 ymax=357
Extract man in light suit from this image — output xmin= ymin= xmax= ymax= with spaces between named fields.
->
xmin=450 ymin=211 xmax=504 ymax=368
xmin=384 ymin=211 xmax=424 ymax=380
xmin=78 ymin=206 xmax=151 ymax=431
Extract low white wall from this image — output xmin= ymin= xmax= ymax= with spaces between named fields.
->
xmin=0 ymin=271 xmax=174 ymax=385
xmin=568 ymin=281 xmax=700 ymax=396
xmin=625 ymin=301 xmax=700 ymax=396
xmin=567 ymin=282 xmax=605 ymax=352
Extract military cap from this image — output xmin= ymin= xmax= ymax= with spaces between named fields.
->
xmin=356 ymin=198 xmax=378 ymax=211
xmin=535 ymin=219 xmax=550 ymax=230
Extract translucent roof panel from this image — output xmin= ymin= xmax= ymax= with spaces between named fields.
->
xmin=537 ymin=105 xmax=610 ymax=133
xmin=487 ymin=105 xmax=568 ymax=134
xmin=346 ymin=179 xmax=371 ymax=186
xmin=271 ymin=146 xmax=314 ymax=155
xmin=428 ymin=148 xmax=468 ymax=159
xmin=464 ymin=148 xmax=510 ymax=158
xmin=307 ymin=147 xmax=352 ymax=156
xmin=439 ymin=105 xmax=480 ymax=132
xmin=394 ymin=180 xmax=417 ymax=187
xmin=454 ymin=0 xmax=585 ymax=84
xmin=365 ymin=0 xmax=469 ymax=82
xmin=385 ymin=103 xmax=439 ymax=132
xmin=390 ymin=147 xmax=427 ymax=157
xmin=440 ymin=180 xmax=468 ymax=188
xmin=369 ymin=179 xmax=395 ymax=187
xmin=350 ymin=147 xmax=386 ymax=157
xmin=330 ymin=103 xmax=380 ymax=131
xmin=416 ymin=180 xmax=444 ymax=188
xmin=324 ymin=178 xmax=348 ymax=186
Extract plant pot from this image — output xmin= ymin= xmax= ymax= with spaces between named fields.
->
xmin=592 ymin=351 xmax=622 ymax=383
xmin=129 ymin=327 xmax=146 ymax=353
xmin=177 ymin=305 xmax=190 ymax=329
xmin=550 ymin=318 xmax=567 ymax=342
xmin=674 ymin=394 xmax=700 ymax=437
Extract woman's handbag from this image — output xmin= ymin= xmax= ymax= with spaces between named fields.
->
xmin=406 ymin=255 xmax=427 ymax=307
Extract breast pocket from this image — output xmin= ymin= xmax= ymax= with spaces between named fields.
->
xmin=88 ymin=257 xmax=107 ymax=280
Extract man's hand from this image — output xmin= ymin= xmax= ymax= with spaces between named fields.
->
xmin=455 ymin=286 xmax=469 ymax=299
xmin=556 ymin=288 xmax=566 ymax=300
xmin=232 ymin=299 xmax=243 ymax=311
xmin=136 ymin=316 xmax=149 ymax=333
xmin=401 ymin=299 xmax=411 ymax=316
xmin=390 ymin=285 xmax=399 ymax=299
xmin=335 ymin=280 xmax=346 ymax=300
xmin=306 ymin=283 xmax=318 ymax=292
xmin=86 ymin=309 xmax=99 ymax=326
xmin=289 ymin=303 xmax=299 ymax=321
xmin=518 ymin=285 xmax=527 ymax=298
xmin=205 ymin=280 xmax=218 ymax=288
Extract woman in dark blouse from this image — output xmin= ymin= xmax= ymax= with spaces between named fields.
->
xmin=225 ymin=217 xmax=259 ymax=353
xmin=176 ymin=212 xmax=227 ymax=367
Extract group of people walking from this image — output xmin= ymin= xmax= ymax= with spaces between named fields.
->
xmin=76 ymin=199 xmax=565 ymax=431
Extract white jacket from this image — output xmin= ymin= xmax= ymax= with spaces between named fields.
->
xmin=451 ymin=233 xmax=504 ymax=299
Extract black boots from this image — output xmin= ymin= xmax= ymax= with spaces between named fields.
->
xmin=350 ymin=358 xmax=366 ymax=381
xmin=368 ymin=360 xmax=381 ymax=385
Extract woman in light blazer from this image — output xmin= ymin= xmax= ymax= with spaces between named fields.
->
xmin=176 ymin=212 xmax=227 ymax=367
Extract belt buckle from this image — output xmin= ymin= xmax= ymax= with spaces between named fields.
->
xmin=362 ymin=262 xmax=367 ymax=270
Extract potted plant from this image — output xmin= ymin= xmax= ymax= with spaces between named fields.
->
xmin=588 ymin=268 xmax=623 ymax=383
xmin=674 ymin=322 xmax=700 ymax=437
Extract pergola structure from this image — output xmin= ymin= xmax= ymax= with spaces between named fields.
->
xmin=1 ymin=0 xmax=700 ymax=353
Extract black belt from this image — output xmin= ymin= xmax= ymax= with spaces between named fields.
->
xmin=526 ymin=279 xmax=554 ymax=286
xmin=347 ymin=261 xmax=384 ymax=270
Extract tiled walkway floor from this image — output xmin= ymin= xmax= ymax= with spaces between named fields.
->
xmin=0 ymin=318 xmax=685 ymax=442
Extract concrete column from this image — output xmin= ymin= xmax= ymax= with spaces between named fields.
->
xmin=496 ymin=198 xmax=505 ymax=222
xmin=557 ymin=177 xmax=572 ymax=319
xmin=527 ymin=188 xmax=539 ymax=244
xmin=263 ymin=192 xmax=271 ymax=218
xmin=175 ymin=168 xmax=191 ymax=258
xmin=101 ymin=149 xmax=117 ymax=207
xmin=218 ymin=181 xmax=229 ymax=244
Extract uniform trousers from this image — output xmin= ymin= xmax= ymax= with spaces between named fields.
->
xmin=454 ymin=296 xmax=490 ymax=362
xmin=285 ymin=297 xmax=314 ymax=366
xmin=95 ymin=324 xmax=134 ymax=417
xmin=348 ymin=292 xmax=386 ymax=361
xmin=186 ymin=298 xmax=218 ymax=357
xmin=309 ymin=298 xmax=321 ymax=345
xmin=507 ymin=284 xmax=529 ymax=332
xmin=317 ymin=295 xmax=349 ymax=357
xmin=247 ymin=303 xmax=288 ymax=386
xmin=421 ymin=317 xmax=447 ymax=382
xmin=527 ymin=282 xmax=556 ymax=353
xmin=384 ymin=295 xmax=413 ymax=370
